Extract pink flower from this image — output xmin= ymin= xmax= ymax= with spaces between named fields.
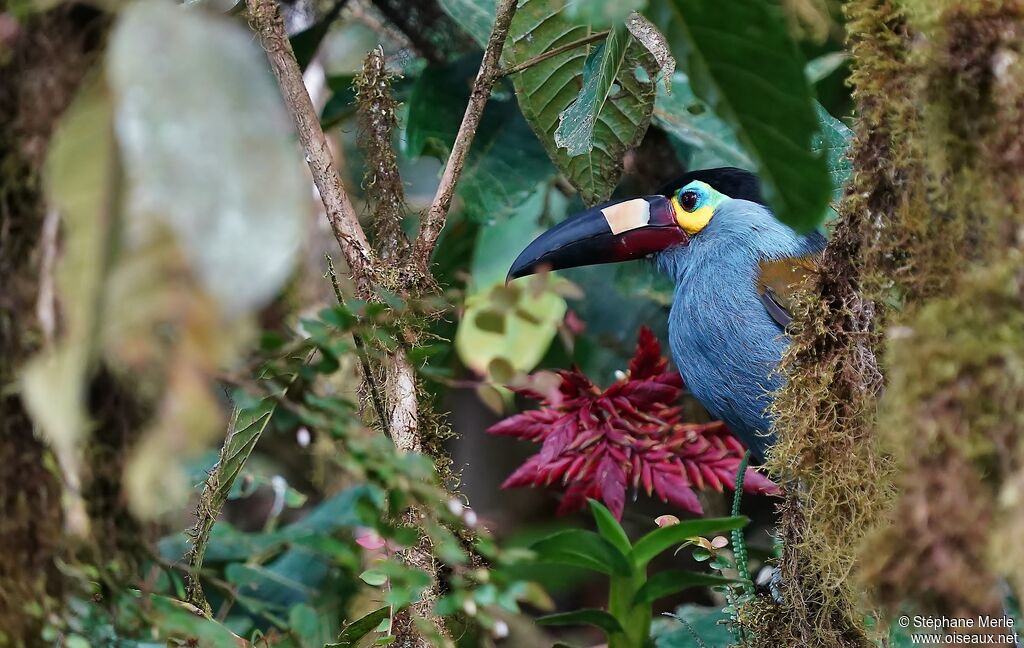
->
xmin=355 ymin=528 xmax=386 ymax=550
xmin=488 ymin=327 xmax=779 ymax=520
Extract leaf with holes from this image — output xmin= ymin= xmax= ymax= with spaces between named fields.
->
xmin=506 ymin=0 xmax=658 ymax=205
xmin=813 ymin=102 xmax=853 ymax=203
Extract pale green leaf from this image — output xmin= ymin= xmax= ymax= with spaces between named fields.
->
xmin=454 ymin=188 xmax=567 ymax=375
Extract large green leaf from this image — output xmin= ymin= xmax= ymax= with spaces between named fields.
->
xmin=653 ymin=71 xmax=753 ymax=170
xmin=506 ymin=1 xmax=658 ymax=205
xmin=537 ymin=609 xmax=624 ymax=635
xmin=655 ymin=72 xmax=853 ymax=212
xmin=588 ymin=499 xmax=632 ymax=556
xmin=531 ymin=529 xmax=632 ymax=576
xmin=646 ymin=0 xmax=831 ymax=232
xmin=632 ymin=570 xmax=735 ymax=605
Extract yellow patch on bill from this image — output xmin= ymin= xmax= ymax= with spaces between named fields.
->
xmin=602 ymin=199 xmax=651 ymax=235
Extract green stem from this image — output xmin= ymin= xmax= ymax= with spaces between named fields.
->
xmin=731 ymin=451 xmax=754 ymax=595
xmin=608 ymin=567 xmax=650 ymax=648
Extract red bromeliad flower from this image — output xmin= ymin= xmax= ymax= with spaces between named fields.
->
xmin=488 ymin=327 xmax=779 ymax=520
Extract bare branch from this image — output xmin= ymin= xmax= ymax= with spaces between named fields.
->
xmin=412 ymin=0 xmax=519 ymax=268
xmin=247 ymin=0 xmax=377 ymax=297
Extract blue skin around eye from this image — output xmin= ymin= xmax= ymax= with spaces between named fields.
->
xmin=656 ymin=198 xmax=826 ymax=462
xmin=677 ymin=182 xmax=711 ymax=210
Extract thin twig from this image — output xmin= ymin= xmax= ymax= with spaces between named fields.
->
xmin=326 ymin=253 xmax=390 ymax=438
xmin=247 ymin=0 xmax=376 ymax=298
xmin=496 ymin=29 xmax=610 ymax=78
xmin=412 ymin=0 xmax=519 ymax=268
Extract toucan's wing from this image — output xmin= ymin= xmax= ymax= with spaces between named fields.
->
xmin=756 ymin=255 xmax=820 ymax=329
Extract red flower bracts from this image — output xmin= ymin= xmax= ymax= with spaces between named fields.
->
xmin=487 ymin=327 xmax=779 ymax=520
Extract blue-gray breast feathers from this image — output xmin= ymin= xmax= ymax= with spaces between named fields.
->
xmin=656 ymin=199 xmax=825 ymax=462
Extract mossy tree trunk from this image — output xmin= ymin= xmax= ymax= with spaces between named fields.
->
xmin=0 ymin=7 xmax=109 ymax=644
xmin=757 ymin=0 xmax=1024 ymax=645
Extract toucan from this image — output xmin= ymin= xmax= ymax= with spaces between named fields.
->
xmin=507 ymin=168 xmax=826 ymax=463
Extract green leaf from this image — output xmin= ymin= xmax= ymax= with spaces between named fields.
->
xmin=632 ymin=570 xmax=735 ymax=606
xmin=128 ymin=594 xmax=248 ymax=647
xmin=564 ymin=0 xmax=647 ymax=29
xmin=455 ymin=188 xmax=567 ymax=376
xmin=656 ymin=73 xmax=852 ymax=215
xmin=537 ymin=609 xmax=624 ymax=635
xmin=813 ymin=102 xmax=853 ymax=204
xmin=320 ymin=74 xmax=357 ymax=130
xmin=226 ymin=563 xmax=313 ymax=601
xmin=506 ymin=0 xmax=658 ymax=204
xmin=438 ymin=0 xmax=496 ymax=48
xmin=328 ymin=606 xmax=390 ymax=647
xmin=588 ymin=499 xmax=632 ymax=556
xmin=646 ymin=0 xmax=831 ymax=232
xmin=631 ymin=516 xmax=747 ymax=567
xmin=653 ymin=71 xmax=753 ymax=170
xmin=214 ymin=399 xmax=278 ymax=504
xmin=531 ymin=529 xmax=632 ymax=576
xmin=554 ymin=24 xmax=632 ymax=156
xmin=652 ymin=605 xmax=732 ymax=648
xmin=360 ymin=569 xmax=389 ymax=587
xmin=288 ymin=603 xmax=327 ymax=648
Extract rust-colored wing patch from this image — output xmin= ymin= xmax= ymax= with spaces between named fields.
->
xmin=756 ymin=256 xmax=820 ymax=329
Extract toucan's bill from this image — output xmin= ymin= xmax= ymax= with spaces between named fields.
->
xmin=507 ymin=195 xmax=688 ymax=281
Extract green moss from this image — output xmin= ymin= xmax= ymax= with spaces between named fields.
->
xmin=855 ymin=0 xmax=1024 ymax=625
xmin=862 ymin=254 xmax=1024 ymax=616
xmin=739 ymin=1 xmax=922 ymax=645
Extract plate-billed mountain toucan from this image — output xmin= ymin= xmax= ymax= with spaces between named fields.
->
xmin=507 ymin=167 xmax=826 ymax=463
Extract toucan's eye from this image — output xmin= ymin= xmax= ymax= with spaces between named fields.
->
xmin=679 ymin=190 xmax=699 ymax=212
